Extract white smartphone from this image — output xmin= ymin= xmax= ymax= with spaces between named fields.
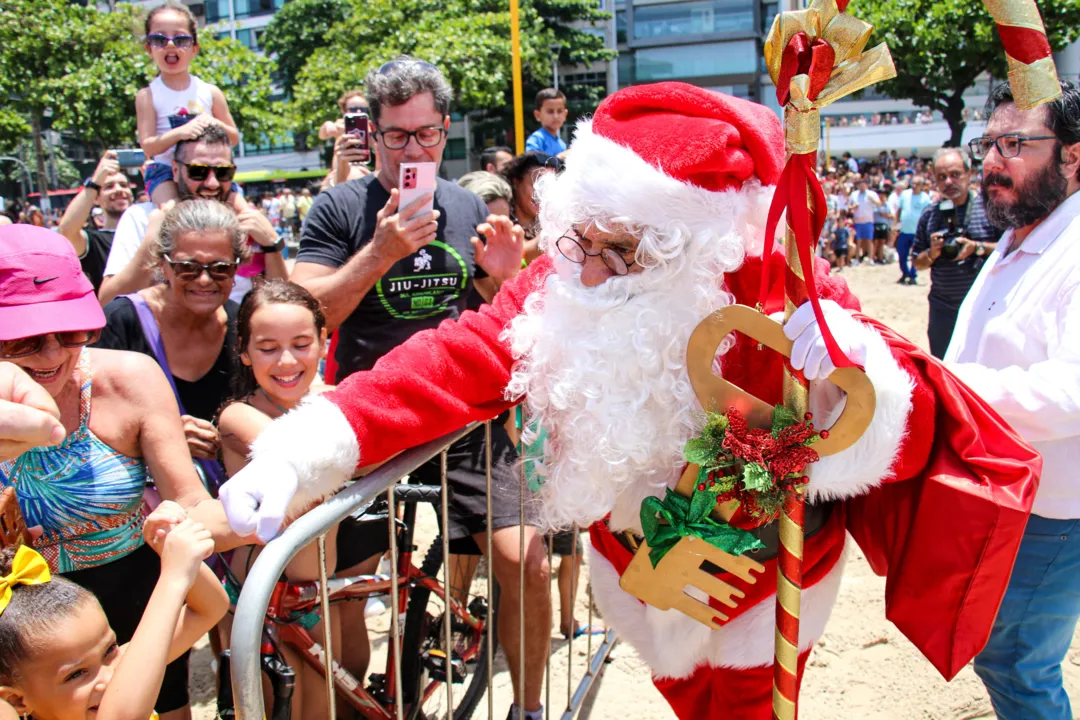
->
xmin=398 ymin=162 xmax=436 ymax=222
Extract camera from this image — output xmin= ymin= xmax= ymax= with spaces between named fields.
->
xmin=938 ymin=200 xmax=964 ymax=260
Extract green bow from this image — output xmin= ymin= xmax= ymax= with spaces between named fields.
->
xmin=639 ymin=488 xmax=765 ymax=568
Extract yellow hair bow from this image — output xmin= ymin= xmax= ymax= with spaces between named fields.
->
xmin=0 ymin=545 xmax=51 ymax=615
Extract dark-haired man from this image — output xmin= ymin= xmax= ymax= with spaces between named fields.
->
xmin=947 ymin=81 xmax=1080 ymax=720
xmin=98 ymin=125 xmax=284 ymax=306
xmin=292 ymin=56 xmax=548 ymax=720
xmin=56 ymin=151 xmax=134 ymax=293
xmin=480 ymin=144 xmax=514 ymax=174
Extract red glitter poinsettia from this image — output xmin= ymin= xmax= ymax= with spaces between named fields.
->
xmin=685 ymin=406 xmax=823 ymax=522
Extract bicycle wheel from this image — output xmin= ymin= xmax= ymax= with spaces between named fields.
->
xmin=400 ymin=539 xmax=499 ymax=720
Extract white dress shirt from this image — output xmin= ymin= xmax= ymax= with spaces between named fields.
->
xmin=945 ymin=190 xmax=1080 ymax=519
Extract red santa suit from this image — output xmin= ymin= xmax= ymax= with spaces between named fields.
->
xmin=221 ymin=83 xmax=1040 ymax=719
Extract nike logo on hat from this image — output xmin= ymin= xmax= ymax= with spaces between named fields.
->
xmin=33 ymin=276 xmax=59 ymax=285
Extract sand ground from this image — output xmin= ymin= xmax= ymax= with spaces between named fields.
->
xmin=194 ymin=261 xmax=1080 ymax=719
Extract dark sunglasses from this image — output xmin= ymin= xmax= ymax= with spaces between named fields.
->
xmin=147 ymin=33 xmax=195 ymax=49
xmin=163 ymin=254 xmax=239 ymax=281
xmin=179 ymin=162 xmax=236 ymax=184
xmin=377 ymin=59 xmax=439 ymax=75
xmin=1 ymin=330 xmax=102 ymax=359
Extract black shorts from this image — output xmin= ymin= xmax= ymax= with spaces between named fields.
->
xmin=410 ymin=422 xmax=524 ymax=555
xmin=64 ymin=543 xmax=190 ymax=712
xmin=873 ymin=223 xmax=891 ymax=240
xmin=831 ymin=240 xmax=849 ymax=255
xmin=546 ymin=529 xmax=583 ymax=557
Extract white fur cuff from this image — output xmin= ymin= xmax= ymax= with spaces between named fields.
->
xmin=249 ymin=395 xmax=360 ymax=519
xmin=806 ymin=322 xmax=914 ymax=502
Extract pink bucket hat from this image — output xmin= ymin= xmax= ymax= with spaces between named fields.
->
xmin=0 ymin=224 xmax=106 ymax=342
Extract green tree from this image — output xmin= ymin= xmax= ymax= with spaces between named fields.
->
xmin=261 ymin=0 xmax=353 ymax=96
xmin=271 ymin=0 xmax=613 ymax=146
xmin=851 ymin=0 xmax=1080 ymax=147
xmin=0 ymin=0 xmax=282 ymax=206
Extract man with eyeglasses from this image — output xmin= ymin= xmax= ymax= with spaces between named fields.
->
xmin=911 ymin=147 xmax=1003 ymax=358
xmin=98 ymin=125 xmax=285 ymax=306
xmin=292 ymin=56 xmax=545 ymax=720
xmin=943 ymin=81 xmax=1080 ymax=720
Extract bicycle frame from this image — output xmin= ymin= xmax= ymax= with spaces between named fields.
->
xmin=258 ymin=493 xmax=487 ymax=719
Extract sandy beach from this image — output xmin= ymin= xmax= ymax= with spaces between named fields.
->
xmin=195 ymin=261 xmax=1076 ymax=719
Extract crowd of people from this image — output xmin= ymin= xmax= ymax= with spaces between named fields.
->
xmin=1 ymin=1 xmax=1079 ymax=718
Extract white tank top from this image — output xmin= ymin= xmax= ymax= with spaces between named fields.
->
xmin=148 ymin=75 xmax=215 ymax=164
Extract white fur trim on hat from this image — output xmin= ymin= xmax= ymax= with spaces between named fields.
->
xmin=545 ymin=119 xmax=776 ymax=241
xmin=248 ymin=394 xmax=360 ymax=520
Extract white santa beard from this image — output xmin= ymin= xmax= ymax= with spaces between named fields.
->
xmin=505 ymin=239 xmax=744 ymax=534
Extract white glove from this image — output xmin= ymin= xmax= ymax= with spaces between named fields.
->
xmin=219 ymin=457 xmax=299 ymax=543
xmin=784 ymin=300 xmax=868 ymax=381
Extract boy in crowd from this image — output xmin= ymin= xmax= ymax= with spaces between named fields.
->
xmin=526 ymin=89 xmax=568 ymax=157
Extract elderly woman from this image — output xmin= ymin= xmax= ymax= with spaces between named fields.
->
xmin=0 ymin=224 xmax=242 ymax=720
xmin=95 ymin=199 xmax=248 ymax=490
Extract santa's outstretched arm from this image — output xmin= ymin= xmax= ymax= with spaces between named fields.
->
xmin=220 ymin=257 xmax=553 ymax=541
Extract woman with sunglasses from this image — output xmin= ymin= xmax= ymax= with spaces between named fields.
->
xmin=135 ymin=0 xmax=239 ymax=207
xmin=0 ymin=224 xmax=243 ymax=720
xmin=96 ymin=199 xmax=249 ymax=492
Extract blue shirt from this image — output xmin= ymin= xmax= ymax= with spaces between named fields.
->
xmin=898 ymin=189 xmax=932 ymax=235
xmin=525 ymin=127 xmax=566 ymax=156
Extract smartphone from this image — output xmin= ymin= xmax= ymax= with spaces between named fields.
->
xmin=343 ymin=111 xmax=370 ymax=164
xmin=398 ymin=162 xmax=436 ymax=221
xmin=112 ymin=148 xmax=146 ymax=168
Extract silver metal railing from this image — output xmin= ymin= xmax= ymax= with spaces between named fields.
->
xmin=229 ymin=419 xmax=617 ymax=720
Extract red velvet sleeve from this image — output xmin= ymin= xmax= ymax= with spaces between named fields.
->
xmin=324 ymin=256 xmax=553 ymax=466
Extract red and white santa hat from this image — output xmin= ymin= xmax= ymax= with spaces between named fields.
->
xmin=542 ymin=81 xmax=784 ymax=238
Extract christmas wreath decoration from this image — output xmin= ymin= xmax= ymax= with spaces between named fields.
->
xmin=640 ymin=405 xmax=824 ymax=567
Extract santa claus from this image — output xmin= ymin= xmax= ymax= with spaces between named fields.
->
xmin=221 ymin=83 xmax=1038 ymax=718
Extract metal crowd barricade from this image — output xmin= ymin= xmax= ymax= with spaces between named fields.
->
xmin=229 ymin=420 xmax=618 ymax=720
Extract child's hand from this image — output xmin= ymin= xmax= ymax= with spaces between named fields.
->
xmin=143 ymin=501 xmax=188 ymax=554
xmin=160 ymin=518 xmax=215 ymax=588
xmin=179 ymin=114 xmax=214 ymax=141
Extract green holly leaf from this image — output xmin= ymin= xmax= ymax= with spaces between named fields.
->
xmin=688 ymin=485 xmax=718 ymax=524
xmin=771 ymin=404 xmax=799 ymax=436
xmin=683 ymin=437 xmax=719 ymax=467
xmin=741 ymin=462 xmax=774 ymax=493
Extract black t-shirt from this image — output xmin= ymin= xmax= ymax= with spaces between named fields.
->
xmin=80 ymin=227 xmax=114 ymax=293
xmin=94 ymin=297 xmax=239 ymax=422
xmin=298 ymin=173 xmax=488 ymax=379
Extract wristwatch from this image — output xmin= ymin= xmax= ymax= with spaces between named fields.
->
xmin=975 ymin=242 xmax=987 ymax=257
xmin=264 ymin=238 xmax=286 ymax=253
xmin=83 ymin=179 xmax=102 ymax=194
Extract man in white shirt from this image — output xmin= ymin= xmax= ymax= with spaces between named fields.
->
xmin=947 ymin=81 xmax=1080 ymax=720
xmin=849 ymin=177 xmax=882 ymax=264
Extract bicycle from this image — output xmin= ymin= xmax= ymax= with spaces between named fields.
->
xmin=217 ymin=482 xmax=499 ymax=720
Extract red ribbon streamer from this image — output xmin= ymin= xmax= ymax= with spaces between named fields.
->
xmin=997 ymin=25 xmax=1053 ymax=65
xmin=759 ymin=152 xmax=855 ymax=372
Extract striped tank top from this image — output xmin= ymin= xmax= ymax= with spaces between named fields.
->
xmin=0 ymin=349 xmax=147 ymax=573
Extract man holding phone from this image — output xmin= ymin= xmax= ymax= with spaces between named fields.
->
xmin=56 ymin=150 xmax=134 ymax=293
xmin=293 ymin=57 xmax=548 ymax=720
xmin=320 ymin=89 xmax=376 ymax=188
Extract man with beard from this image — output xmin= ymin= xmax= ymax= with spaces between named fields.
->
xmin=218 ymin=83 xmax=1038 ymax=718
xmin=948 ymin=81 xmax=1080 ymax=720
xmin=97 ymin=125 xmax=285 ymax=306
xmin=912 ymin=147 xmax=1004 ymax=358
xmin=56 ymin=151 xmax=134 ymax=293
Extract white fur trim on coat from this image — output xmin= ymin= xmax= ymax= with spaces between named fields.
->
xmin=248 ymin=395 xmax=360 ymax=519
xmin=587 ymin=534 xmax=847 ymax=679
xmin=806 ymin=321 xmax=914 ymax=503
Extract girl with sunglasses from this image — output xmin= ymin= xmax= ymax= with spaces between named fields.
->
xmin=96 ymin=200 xmax=250 ymax=497
xmin=135 ymin=0 xmax=239 ymax=207
xmin=0 ymin=225 xmax=244 ymax=720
